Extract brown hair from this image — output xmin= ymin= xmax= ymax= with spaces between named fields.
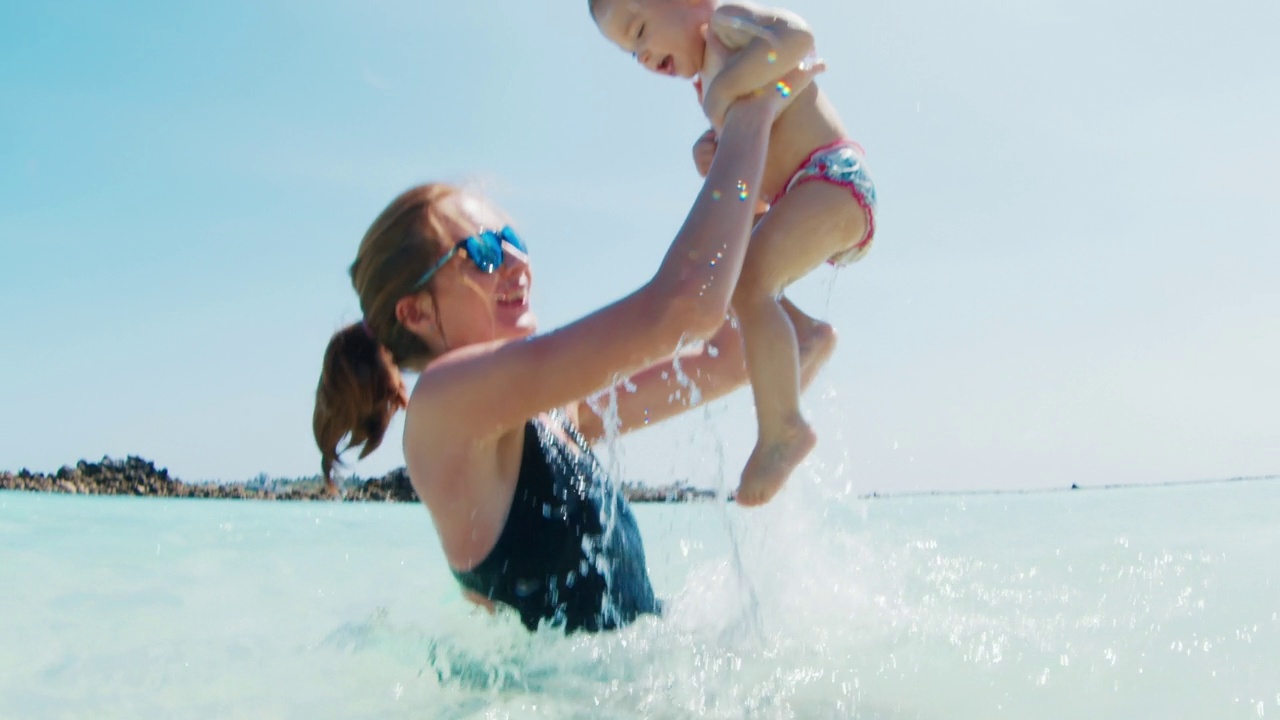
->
xmin=313 ymin=183 xmax=459 ymax=491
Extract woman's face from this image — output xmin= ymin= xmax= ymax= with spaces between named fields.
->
xmin=425 ymin=194 xmax=536 ymax=349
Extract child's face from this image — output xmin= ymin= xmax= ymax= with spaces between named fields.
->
xmin=593 ymin=0 xmax=714 ymax=79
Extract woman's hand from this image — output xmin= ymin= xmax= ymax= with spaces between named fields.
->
xmin=699 ymin=28 xmax=735 ymax=131
xmin=720 ymin=53 xmax=826 ymax=129
xmin=701 ymin=28 xmax=826 ymax=129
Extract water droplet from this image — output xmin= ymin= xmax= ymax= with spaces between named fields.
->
xmin=775 ymin=80 xmax=792 ymax=98
xmin=711 ymin=189 xmax=722 ymax=201
xmin=736 ymin=180 xmax=749 ymax=201
xmin=766 ymin=51 xmax=778 ymax=63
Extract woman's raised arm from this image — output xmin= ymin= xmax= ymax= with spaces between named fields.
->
xmin=410 ymin=64 xmax=824 ymax=442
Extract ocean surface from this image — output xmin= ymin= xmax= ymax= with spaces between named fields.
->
xmin=1 ymin=478 xmax=1277 ymax=719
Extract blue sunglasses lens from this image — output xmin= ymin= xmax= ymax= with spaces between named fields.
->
xmin=500 ymin=227 xmax=527 ymax=253
xmin=464 ymin=235 xmax=501 ymax=273
xmin=462 ymin=227 xmax=526 ymax=273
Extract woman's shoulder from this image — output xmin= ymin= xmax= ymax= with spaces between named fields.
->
xmin=405 ymin=342 xmax=506 ymax=425
xmin=402 ymin=381 xmax=523 ymax=502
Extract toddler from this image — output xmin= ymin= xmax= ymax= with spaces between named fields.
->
xmin=590 ymin=0 xmax=878 ymax=505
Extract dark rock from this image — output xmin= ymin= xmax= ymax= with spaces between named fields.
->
xmin=1 ymin=456 xmax=711 ymax=504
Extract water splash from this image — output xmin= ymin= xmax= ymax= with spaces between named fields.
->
xmin=5 ymin=482 xmax=1277 ymax=718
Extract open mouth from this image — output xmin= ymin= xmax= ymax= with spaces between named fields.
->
xmin=496 ymin=290 xmax=529 ymax=308
xmin=658 ymin=55 xmax=675 ymax=76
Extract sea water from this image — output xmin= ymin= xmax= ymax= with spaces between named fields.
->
xmin=1 ymin=478 xmax=1277 ymax=719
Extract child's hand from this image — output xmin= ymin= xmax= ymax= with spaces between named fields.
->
xmin=699 ymin=29 xmax=735 ymax=130
xmin=691 ymin=129 xmax=718 ymax=178
xmin=723 ymin=57 xmax=826 ymax=126
xmin=702 ymin=82 xmax=733 ymax=133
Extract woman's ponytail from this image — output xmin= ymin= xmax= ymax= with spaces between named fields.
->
xmin=313 ymin=182 xmax=458 ymax=492
xmin=313 ymin=322 xmax=408 ymax=492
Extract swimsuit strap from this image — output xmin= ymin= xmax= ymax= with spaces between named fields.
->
xmin=546 ymin=408 xmax=593 ymax=456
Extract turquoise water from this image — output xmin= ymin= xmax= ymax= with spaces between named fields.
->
xmin=1 ymin=478 xmax=1277 ymax=719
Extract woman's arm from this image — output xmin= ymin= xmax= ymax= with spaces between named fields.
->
xmin=409 ymin=65 xmax=823 ymax=443
xmin=702 ymin=3 xmax=816 ymax=128
xmin=575 ymin=298 xmax=837 ymax=442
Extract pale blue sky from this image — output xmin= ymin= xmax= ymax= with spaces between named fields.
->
xmin=2 ymin=0 xmax=1276 ymax=493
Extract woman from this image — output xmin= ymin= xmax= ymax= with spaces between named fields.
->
xmin=312 ymin=62 xmax=832 ymax=633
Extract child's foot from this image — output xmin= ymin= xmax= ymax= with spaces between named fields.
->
xmin=736 ymin=419 xmax=817 ymax=507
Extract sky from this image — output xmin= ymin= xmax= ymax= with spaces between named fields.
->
xmin=1 ymin=0 xmax=1277 ymax=494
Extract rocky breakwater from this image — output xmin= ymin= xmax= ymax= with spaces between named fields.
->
xmin=0 ymin=456 xmax=403 ymax=501
xmin=0 ymin=456 xmax=281 ymax=499
xmin=1 ymin=456 xmax=716 ymax=503
xmin=339 ymin=467 xmax=418 ymax=503
xmin=620 ymin=480 xmax=716 ymax=503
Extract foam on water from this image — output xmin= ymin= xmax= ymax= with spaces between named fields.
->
xmin=2 ymin=468 xmax=1278 ymax=718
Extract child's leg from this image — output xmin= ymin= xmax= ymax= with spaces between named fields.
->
xmin=781 ymin=296 xmax=838 ymax=391
xmin=732 ymin=181 xmax=869 ymax=506
xmin=733 ymin=287 xmax=811 ymax=507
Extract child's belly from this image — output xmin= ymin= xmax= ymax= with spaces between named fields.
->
xmin=760 ymin=85 xmax=849 ymax=202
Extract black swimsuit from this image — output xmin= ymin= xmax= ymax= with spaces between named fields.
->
xmin=451 ymin=412 xmax=662 ymax=633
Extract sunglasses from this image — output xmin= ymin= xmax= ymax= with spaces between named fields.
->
xmin=411 ymin=226 xmax=527 ymax=291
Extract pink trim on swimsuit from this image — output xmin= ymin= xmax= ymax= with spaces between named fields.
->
xmin=773 ymin=139 xmax=878 ymax=266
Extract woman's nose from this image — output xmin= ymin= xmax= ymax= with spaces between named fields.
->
xmin=501 ymin=243 xmax=529 ymax=273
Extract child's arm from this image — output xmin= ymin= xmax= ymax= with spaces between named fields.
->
xmin=702 ymin=2 xmax=816 ymax=129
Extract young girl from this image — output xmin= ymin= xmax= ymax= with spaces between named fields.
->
xmin=590 ymin=0 xmax=878 ymax=505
